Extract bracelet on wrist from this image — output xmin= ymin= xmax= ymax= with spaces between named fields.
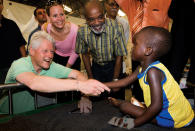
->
xmin=113 ymin=78 xmax=118 ymax=81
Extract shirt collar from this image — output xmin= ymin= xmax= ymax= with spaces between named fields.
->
xmin=137 ymin=61 xmax=160 ymax=79
xmin=105 ymin=13 xmax=118 ymax=20
xmin=28 ymin=56 xmax=49 ymax=75
xmin=37 ymin=25 xmax=42 ymax=30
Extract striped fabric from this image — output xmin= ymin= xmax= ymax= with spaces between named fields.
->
xmin=76 ymin=18 xmax=127 ymax=66
xmin=132 ymin=3 xmax=144 ymax=37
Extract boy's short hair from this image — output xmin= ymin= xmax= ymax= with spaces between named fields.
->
xmin=136 ymin=26 xmax=172 ymax=59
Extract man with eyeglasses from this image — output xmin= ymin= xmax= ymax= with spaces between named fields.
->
xmin=104 ymin=0 xmax=133 ymax=101
xmin=104 ymin=0 xmax=131 ymax=74
xmin=27 ymin=6 xmax=47 ymax=52
xmin=76 ymin=0 xmax=127 ymax=100
xmin=104 ymin=0 xmax=129 ymax=45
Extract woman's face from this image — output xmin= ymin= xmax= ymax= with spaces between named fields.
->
xmin=49 ymin=5 xmax=65 ymax=30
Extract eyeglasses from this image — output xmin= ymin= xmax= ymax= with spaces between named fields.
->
xmin=107 ymin=2 xmax=119 ymax=8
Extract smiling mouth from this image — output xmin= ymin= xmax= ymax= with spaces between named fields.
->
xmin=43 ymin=58 xmax=52 ymax=64
xmin=56 ymin=21 xmax=64 ymax=25
xmin=94 ymin=26 xmax=102 ymax=31
xmin=93 ymin=24 xmax=104 ymax=31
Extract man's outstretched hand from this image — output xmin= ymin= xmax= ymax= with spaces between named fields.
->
xmin=78 ymin=79 xmax=110 ymax=96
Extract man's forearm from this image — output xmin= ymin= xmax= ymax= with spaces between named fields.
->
xmin=82 ymin=53 xmax=93 ymax=79
xmin=17 ymin=72 xmax=78 ymax=92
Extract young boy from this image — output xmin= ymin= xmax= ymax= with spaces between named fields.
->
xmin=106 ymin=26 xmax=194 ymax=129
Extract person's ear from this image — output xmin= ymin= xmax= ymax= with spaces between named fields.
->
xmin=144 ymin=47 xmax=153 ymax=56
xmin=29 ymin=47 xmax=35 ymax=56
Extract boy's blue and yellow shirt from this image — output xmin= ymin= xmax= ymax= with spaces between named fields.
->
xmin=138 ymin=61 xmax=194 ymax=128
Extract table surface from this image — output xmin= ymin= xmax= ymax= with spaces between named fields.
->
xmin=0 ymin=100 xmax=194 ymax=131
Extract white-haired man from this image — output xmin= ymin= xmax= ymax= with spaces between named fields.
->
xmin=0 ymin=31 xmax=110 ymax=114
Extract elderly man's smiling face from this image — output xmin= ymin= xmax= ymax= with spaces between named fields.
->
xmin=85 ymin=2 xmax=105 ymax=34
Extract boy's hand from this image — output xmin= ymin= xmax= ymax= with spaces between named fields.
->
xmin=111 ymin=87 xmax=121 ymax=92
xmin=79 ymin=79 xmax=110 ymax=96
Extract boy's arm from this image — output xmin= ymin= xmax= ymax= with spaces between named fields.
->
xmin=134 ymin=68 xmax=164 ymax=127
xmin=113 ymin=56 xmax=123 ymax=79
xmin=105 ymin=66 xmax=140 ymax=89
